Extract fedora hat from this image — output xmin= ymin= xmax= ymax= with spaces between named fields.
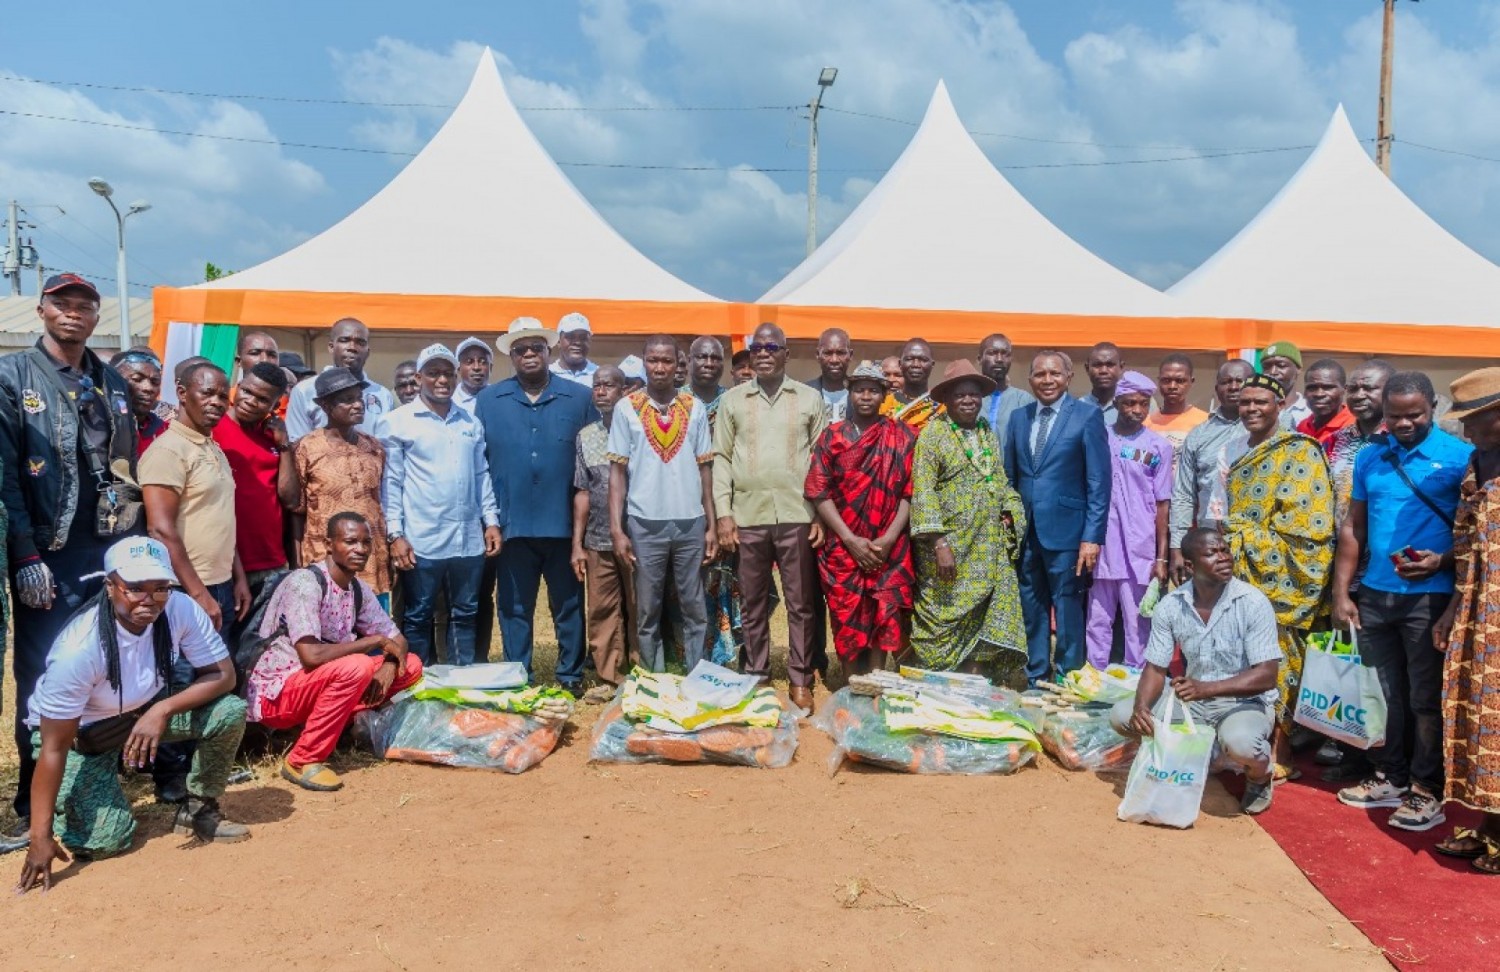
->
xmin=930 ymin=359 xmax=996 ymax=404
xmin=1448 ymin=367 xmax=1500 ymax=421
xmin=495 ymin=317 xmax=560 ymax=355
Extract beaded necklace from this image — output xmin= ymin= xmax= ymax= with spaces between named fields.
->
xmin=948 ymin=416 xmax=996 ymax=484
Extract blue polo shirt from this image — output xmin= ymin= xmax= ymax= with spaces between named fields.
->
xmin=1351 ymin=427 xmax=1471 ymax=595
xmin=475 ymin=376 xmax=599 ymax=539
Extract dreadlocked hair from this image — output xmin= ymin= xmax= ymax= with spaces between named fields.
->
xmin=84 ymin=585 xmax=175 ymax=708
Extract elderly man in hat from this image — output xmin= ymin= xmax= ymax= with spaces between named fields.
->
xmin=284 ymin=318 xmax=395 ymax=443
xmin=1087 ymin=370 xmax=1173 ymax=670
xmin=453 ymin=337 xmax=492 ymax=412
xmin=551 ymin=312 xmax=598 ymax=387
xmin=292 ymin=367 xmax=392 ymax=601
xmin=1003 ymin=350 xmax=1111 ymax=684
xmin=1260 ymin=341 xmax=1311 ymax=430
xmin=475 ymin=318 xmax=598 ymax=695
xmin=807 ymin=361 xmax=917 ymax=676
xmin=378 ymin=344 xmax=502 ymax=666
xmin=1 ymin=273 xmax=141 ymax=836
xmin=909 ymin=359 xmax=1028 ymax=684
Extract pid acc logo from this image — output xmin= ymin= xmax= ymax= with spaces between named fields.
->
xmin=1298 ymin=688 xmax=1367 ymax=728
xmin=1143 ymin=763 xmax=1197 ymax=786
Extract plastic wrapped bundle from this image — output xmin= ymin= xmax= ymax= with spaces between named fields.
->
xmin=1059 ymin=664 xmax=1140 ymax=704
xmin=354 ymin=690 xmax=571 ymax=774
xmin=588 ymin=697 xmax=799 ymax=768
xmin=815 ymin=688 xmax=1040 ymax=775
xmin=1037 ymin=707 xmax=1138 ymax=772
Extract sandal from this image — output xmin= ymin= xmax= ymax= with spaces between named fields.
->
xmin=1272 ymin=763 xmax=1302 ymax=784
xmin=281 ymin=761 xmax=344 ymax=792
xmin=1474 ymin=851 xmax=1500 ymax=875
xmin=1435 ymin=827 xmax=1493 ymax=860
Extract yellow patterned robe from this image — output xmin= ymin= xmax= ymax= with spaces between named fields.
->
xmin=1224 ymin=429 xmax=1334 ymax=728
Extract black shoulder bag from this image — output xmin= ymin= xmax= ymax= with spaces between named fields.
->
xmin=1383 ymin=451 xmax=1455 ymax=529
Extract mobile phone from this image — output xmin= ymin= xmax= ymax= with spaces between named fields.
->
xmin=1402 ymin=546 xmax=1422 ymax=562
xmin=1389 ymin=553 xmax=1406 ymax=569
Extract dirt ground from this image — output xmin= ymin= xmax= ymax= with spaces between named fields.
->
xmin=0 ymin=618 xmax=1388 ymax=971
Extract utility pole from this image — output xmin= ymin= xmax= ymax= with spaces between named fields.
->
xmin=806 ymin=67 xmax=838 ymax=257
xmin=1375 ymin=0 xmax=1399 ymax=176
xmin=2 ymin=200 xmax=37 ymax=296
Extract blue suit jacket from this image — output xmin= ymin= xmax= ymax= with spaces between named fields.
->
xmin=1003 ymin=394 xmax=1111 ymax=552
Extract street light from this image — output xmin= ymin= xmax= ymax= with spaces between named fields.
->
xmin=806 ymin=66 xmax=838 ymax=257
xmin=87 ymin=177 xmax=151 ymax=347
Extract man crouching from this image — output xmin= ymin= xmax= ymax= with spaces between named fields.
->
xmin=247 ymin=512 xmax=421 ymax=791
xmin=1111 ymin=526 xmax=1280 ymax=815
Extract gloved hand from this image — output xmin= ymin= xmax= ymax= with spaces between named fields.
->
xmin=16 ymin=562 xmax=56 ymax=610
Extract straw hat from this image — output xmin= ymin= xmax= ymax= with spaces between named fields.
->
xmin=1447 ymin=367 xmax=1500 ymax=421
xmin=930 ymin=359 xmax=996 ymax=404
xmin=495 ymin=317 xmax=559 ymax=355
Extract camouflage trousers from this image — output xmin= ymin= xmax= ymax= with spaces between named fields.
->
xmin=31 ymin=693 xmax=247 ymax=857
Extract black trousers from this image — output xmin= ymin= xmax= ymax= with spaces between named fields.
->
xmin=1357 ymin=589 xmax=1450 ymax=793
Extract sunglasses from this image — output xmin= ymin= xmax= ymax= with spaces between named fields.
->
xmin=747 ymin=342 xmax=785 ymax=355
xmin=511 ymin=343 xmax=548 ymax=358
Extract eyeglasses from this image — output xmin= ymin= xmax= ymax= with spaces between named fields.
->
xmin=116 ymin=585 xmax=172 ymax=603
xmin=748 ymin=342 xmax=785 ymax=355
xmin=511 ymin=344 xmax=548 ymax=358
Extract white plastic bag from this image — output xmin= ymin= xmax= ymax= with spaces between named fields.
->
xmin=1117 ymin=689 xmax=1216 ymax=829
xmin=679 ymin=660 xmax=761 ymax=709
xmin=1293 ymin=629 xmax=1387 ymax=749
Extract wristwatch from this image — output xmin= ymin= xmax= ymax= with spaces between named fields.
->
xmin=386 ymin=532 xmax=404 ymax=544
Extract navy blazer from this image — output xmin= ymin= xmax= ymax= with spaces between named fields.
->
xmin=475 ymin=375 xmax=599 ymax=539
xmin=1002 ymin=394 xmax=1111 ymax=552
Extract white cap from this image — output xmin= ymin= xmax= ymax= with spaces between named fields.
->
xmin=496 ymin=317 xmax=560 ymax=354
xmin=416 ymin=343 xmax=458 ymax=372
xmin=558 ymin=312 xmax=591 ymax=335
xmin=100 ymin=536 xmax=178 ymax=585
xmin=455 ymin=336 xmax=492 ymax=360
xmin=618 ymin=355 xmax=646 ymax=382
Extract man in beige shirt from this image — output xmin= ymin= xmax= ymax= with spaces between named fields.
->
xmin=713 ymin=323 xmax=828 ymax=711
xmin=140 ymin=361 xmax=248 ymax=634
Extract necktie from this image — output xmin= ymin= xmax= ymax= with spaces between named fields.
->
xmin=1033 ymin=405 xmax=1055 ymax=464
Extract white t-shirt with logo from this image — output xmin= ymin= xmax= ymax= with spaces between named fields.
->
xmin=27 ymin=592 xmax=227 ymax=728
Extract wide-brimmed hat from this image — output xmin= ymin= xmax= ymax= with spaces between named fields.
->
xmin=930 ymin=359 xmax=996 ymax=404
xmin=313 ymin=367 xmax=368 ymax=401
xmin=496 ymin=317 xmax=559 ymax=355
xmin=1448 ymin=367 xmax=1500 ymax=421
xmin=846 ymin=360 xmax=888 ymax=389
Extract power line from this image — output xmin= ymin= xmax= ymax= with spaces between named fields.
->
xmin=0 ymin=74 xmax=796 ymax=112
xmin=1394 ymin=137 xmax=1500 ymax=164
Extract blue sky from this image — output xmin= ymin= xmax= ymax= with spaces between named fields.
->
xmin=4 ymin=0 xmax=1499 ymax=301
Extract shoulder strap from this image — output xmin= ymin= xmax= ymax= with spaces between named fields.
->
xmin=1383 ymin=450 xmax=1455 ymax=529
xmin=307 ymin=564 xmax=363 ymax=617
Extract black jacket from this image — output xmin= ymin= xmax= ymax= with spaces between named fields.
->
xmin=0 ymin=341 xmax=137 ymax=563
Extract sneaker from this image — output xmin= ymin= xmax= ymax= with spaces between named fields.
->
xmin=1337 ymin=774 xmax=1408 ymax=809
xmin=1388 ymin=790 xmax=1447 ymax=832
xmin=1241 ymin=777 xmax=1275 ymax=815
xmin=1314 ymin=740 xmax=1344 ymax=767
xmin=582 ymin=684 xmax=616 ymax=705
xmin=173 ymin=797 xmax=251 ymax=844
xmin=0 ymin=816 xmax=31 ymax=855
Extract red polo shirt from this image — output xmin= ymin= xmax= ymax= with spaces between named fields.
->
xmin=212 ymin=414 xmax=287 ymax=572
xmin=1297 ymin=405 xmax=1356 ymax=455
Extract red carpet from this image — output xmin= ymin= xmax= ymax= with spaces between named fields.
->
xmin=1225 ymin=755 xmax=1497 ymax=970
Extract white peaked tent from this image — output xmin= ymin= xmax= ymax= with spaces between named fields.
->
xmin=152 ymin=48 xmax=737 ymax=359
xmin=1170 ymin=104 xmax=1500 ymax=355
xmin=760 ymin=80 xmax=1198 ymax=347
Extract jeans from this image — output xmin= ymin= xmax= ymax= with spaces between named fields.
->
xmin=401 ymin=555 xmax=485 ymax=665
xmin=1019 ymin=534 xmax=1087 ymax=683
xmin=628 ymin=517 xmax=708 ymax=672
xmin=1357 ymin=589 xmax=1450 ymax=793
xmin=495 ymin=537 xmax=586 ymax=684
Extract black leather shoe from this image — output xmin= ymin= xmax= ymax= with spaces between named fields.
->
xmin=155 ymin=775 xmax=189 ymax=805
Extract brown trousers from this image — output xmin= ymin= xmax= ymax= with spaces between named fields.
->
xmin=737 ymin=523 xmax=820 ymax=687
xmin=585 ymin=548 xmax=637 ymax=685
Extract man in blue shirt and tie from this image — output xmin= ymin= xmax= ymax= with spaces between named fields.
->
xmin=378 ymin=343 xmax=502 ymax=667
xmin=475 ymin=319 xmax=599 ymax=696
xmin=1004 ymin=350 xmax=1112 ymax=684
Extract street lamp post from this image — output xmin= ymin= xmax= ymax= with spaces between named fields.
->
xmin=87 ymin=177 xmax=151 ymax=347
xmin=806 ymin=66 xmax=838 ymax=257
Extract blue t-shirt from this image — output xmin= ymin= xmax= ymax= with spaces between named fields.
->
xmin=1351 ymin=428 xmax=1472 ymax=595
